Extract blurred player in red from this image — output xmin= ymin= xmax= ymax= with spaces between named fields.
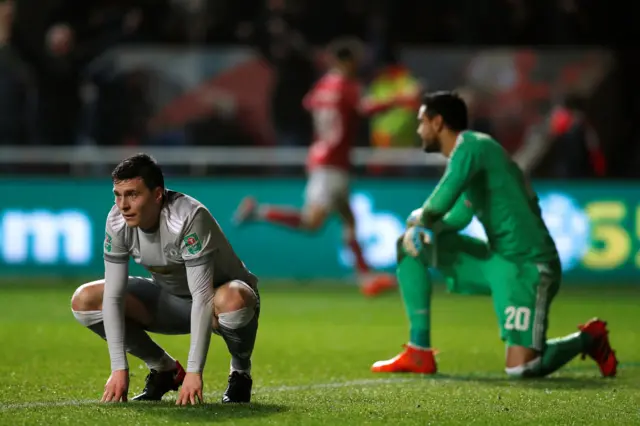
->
xmin=235 ymin=38 xmax=416 ymax=297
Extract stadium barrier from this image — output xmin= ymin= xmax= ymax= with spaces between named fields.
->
xmin=0 ymin=146 xmax=447 ymax=166
xmin=0 ymin=177 xmax=638 ymax=283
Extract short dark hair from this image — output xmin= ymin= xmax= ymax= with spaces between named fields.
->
xmin=112 ymin=153 xmax=164 ymax=190
xmin=422 ymin=91 xmax=468 ymax=131
xmin=329 ymin=37 xmax=362 ymax=62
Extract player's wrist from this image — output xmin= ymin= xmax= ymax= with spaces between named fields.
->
xmin=111 ymin=364 xmax=129 ymax=373
xmin=420 ymin=208 xmax=436 ymax=228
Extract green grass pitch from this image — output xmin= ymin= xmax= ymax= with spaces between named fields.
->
xmin=0 ymin=280 xmax=638 ymax=425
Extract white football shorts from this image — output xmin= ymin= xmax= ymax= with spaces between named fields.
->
xmin=304 ymin=166 xmax=350 ymax=211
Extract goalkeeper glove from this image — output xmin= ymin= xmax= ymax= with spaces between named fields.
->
xmin=402 ymin=226 xmax=430 ymax=257
xmin=406 ymin=207 xmax=424 ymax=227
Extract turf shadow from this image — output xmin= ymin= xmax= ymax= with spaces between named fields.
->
xmin=111 ymin=401 xmax=288 ymax=423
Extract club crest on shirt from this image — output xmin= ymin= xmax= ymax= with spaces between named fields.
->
xmin=104 ymin=233 xmax=112 ymax=253
xmin=183 ymin=232 xmax=202 ymax=255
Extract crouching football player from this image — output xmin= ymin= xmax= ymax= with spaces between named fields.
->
xmin=371 ymin=91 xmax=618 ymax=378
xmin=71 ymin=153 xmax=259 ymax=404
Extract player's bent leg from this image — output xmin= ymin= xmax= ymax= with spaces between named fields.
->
xmin=504 ymin=329 xmax=595 ymax=379
xmin=127 ymin=283 xmax=196 ymax=400
xmin=234 ymin=167 xmax=337 ymax=231
xmin=336 ymin=199 xmax=396 ymax=296
xmin=505 ymin=345 xmax=544 ymax=378
xmin=235 ymin=197 xmax=329 ymax=232
xmin=300 ymin=203 xmax=329 ymax=232
xmin=371 ymin=231 xmax=438 ymax=374
xmin=504 ymin=348 xmax=543 ymax=378
xmin=235 ymin=197 xmax=306 ymax=229
xmin=505 ymin=323 xmax=618 ymax=379
xmin=495 ymin=264 xmax=616 ymax=378
xmin=577 ymin=318 xmax=618 ymax=377
xmin=371 ymin=231 xmax=494 ymax=374
xmin=71 ymin=279 xmax=153 ymax=325
xmin=297 ymin=166 xmax=347 ymax=233
xmin=70 ymin=279 xmax=186 ymax=401
xmin=337 ymin=200 xmax=369 ymax=275
xmin=213 ymin=280 xmax=259 ymax=403
xmin=527 ymin=321 xmax=616 ymax=378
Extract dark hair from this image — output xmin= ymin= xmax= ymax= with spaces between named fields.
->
xmin=562 ymin=93 xmax=587 ymax=112
xmin=422 ymin=91 xmax=468 ymax=131
xmin=329 ymin=38 xmax=362 ymax=62
xmin=111 ymin=153 xmax=164 ymax=190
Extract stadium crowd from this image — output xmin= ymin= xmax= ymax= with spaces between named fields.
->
xmin=0 ymin=0 xmax=637 ymax=178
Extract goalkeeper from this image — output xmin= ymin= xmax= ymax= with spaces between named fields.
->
xmin=371 ymin=91 xmax=618 ymax=378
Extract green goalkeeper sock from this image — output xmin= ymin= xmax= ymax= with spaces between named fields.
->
xmin=396 ymin=255 xmax=432 ymax=348
xmin=533 ymin=331 xmax=593 ymax=377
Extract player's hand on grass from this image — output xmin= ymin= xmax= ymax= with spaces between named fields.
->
xmin=101 ymin=369 xmax=129 ymax=403
xmin=406 ymin=208 xmax=424 ymax=227
xmin=176 ymin=372 xmax=203 ymax=406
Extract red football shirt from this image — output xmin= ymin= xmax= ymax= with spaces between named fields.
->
xmin=303 ymin=71 xmax=361 ymax=172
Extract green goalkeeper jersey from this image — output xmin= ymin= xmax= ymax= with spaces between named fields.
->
xmin=422 ymin=130 xmax=559 ymax=265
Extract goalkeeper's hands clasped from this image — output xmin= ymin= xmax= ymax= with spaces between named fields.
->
xmin=402 ymin=226 xmax=430 ymax=257
xmin=406 ymin=207 xmax=424 ymax=227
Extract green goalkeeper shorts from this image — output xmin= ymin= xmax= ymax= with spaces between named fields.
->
xmin=427 ymin=232 xmax=562 ymax=351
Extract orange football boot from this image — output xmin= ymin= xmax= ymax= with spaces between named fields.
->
xmin=371 ymin=344 xmax=437 ymax=374
xmin=360 ymin=273 xmax=397 ymax=297
xmin=578 ymin=318 xmax=618 ymax=377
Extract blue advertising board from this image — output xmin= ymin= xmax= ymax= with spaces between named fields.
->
xmin=0 ymin=178 xmax=638 ymax=283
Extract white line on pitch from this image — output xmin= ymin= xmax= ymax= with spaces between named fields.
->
xmin=0 ymin=377 xmax=421 ymax=411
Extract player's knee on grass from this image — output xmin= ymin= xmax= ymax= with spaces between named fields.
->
xmin=504 ymin=356 xmax=542 ymax=378
xmin=504 ymin=346 xmax=543 ymax=378
xmin=213 ymin=280 xmax=258 ymax=331
xmin=506 ymin=345 xmax=539 ymax=367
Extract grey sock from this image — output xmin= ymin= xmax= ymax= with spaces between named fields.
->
xmin=218 ymin=315 xmax=259 ymax=373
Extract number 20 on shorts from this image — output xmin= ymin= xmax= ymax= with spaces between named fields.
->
xmin=504 ymin=306 xmax=531 ymax=331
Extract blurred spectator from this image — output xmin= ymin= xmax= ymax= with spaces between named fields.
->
xmin=0 ymin=0 xmax=34 ymax=145
xmin=547 ymin=94 xmax=606 ymax=178
xmin=516 ymin=94 xmax=607 ymax=179
xmin=241 ymin=0 xmax=316 ymax=147
xmin=0 ymin=0 xmax=634 ymax=180
xmin=456 ymin=86 xmax=494 ymax=136
xmin=366 ymin=47 xmax=421 ymax=149
xmin=11 ymin=2 xmax=144 ymax=145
